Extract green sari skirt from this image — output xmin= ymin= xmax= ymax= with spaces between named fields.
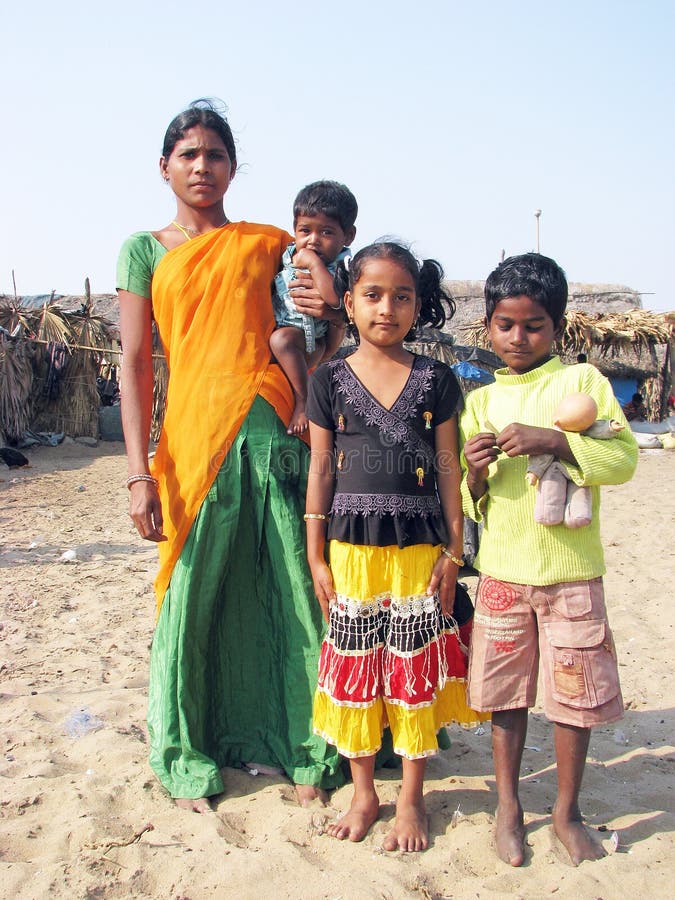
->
xmin=147 ymin=396 xmax=344 ymax=798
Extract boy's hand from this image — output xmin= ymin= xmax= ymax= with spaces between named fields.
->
xmin=463 ymin=431 xmax=500 ymax=499
xmin=293 ymin=247 xmax=323 ymax=271
xmin=496 ymin=423 xmax=573 ymax=461
xmin=309 ymin=559 xmax=336 ymax=623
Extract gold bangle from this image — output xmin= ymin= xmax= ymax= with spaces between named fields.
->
xmin=441 ymin=547 xmax=464 ymax=567
xmin=303 ymin=513 xmax=327 ymax=521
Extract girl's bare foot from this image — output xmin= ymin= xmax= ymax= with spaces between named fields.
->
xmin=552 ymin=805 xmax=606 ymax=865
xmin=326 ymin=792 xmax=379 ymax=842
xmin=287 ymin=403 xmax=308 ymax=435
xmin=382 ymin=799 xmax=428 ymax=852
xmin=294 ymin=784 xmax=329 ymax=807
xmin=175 ymin=797 xmax=212 ymax=813
xmin=495 ymin=801 xmax=526 ymax=866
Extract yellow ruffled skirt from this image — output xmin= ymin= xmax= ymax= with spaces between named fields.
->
xmin=313 ymin=541 xmax=488 ymax=760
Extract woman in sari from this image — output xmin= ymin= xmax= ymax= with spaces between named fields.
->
xmin=117 ymin=100 xmax=344 ymax=812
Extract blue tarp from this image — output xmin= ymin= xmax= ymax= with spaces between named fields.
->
xmin=609 ymin=377 xmax=638 ymax=407
xmin=451 ymin=361 xmax=495 ymax=384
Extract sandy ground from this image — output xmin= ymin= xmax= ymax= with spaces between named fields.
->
xmin=1 ymin=440 xmax=673 ymax=899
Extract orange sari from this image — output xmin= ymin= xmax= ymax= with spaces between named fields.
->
xmin=150 ymin=221 xmax=294 ymax=609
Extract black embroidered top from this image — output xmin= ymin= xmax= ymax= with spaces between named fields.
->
xmin=306 ymin=354 xmax=463 ymax=548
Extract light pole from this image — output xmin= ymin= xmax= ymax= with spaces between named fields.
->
xmin=534 ymin=209 xmax=542 ymax=253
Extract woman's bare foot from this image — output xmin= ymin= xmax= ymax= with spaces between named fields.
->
xmin=294 ymin=784 xmax=329 ymax=807
xmin=287 ymin=402 xmax=308 ymax=435
xmin=382 ymin=798 xmax=428 ymax=852
xmin=552 ymin=805 xmax=606 ymax=865
xmin=326 ymin=791 xmax=379 ymax=842
xmin=175 ymin=797 xmax=212 ymax=814
xmin=495 ymin=801 xmax=526 ymax=866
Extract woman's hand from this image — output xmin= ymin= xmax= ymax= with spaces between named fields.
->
xmin=289 ymin=270 xmax=344 ymax=323
xmin=129 ymin=481 xmax=167 ymax=542
xmin=427 ymin=555 xmax=458 ymax=617
xmin=309 ymin=559 xmax=336 ymax=623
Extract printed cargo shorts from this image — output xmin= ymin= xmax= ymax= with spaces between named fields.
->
xmin=467 ymin=576 xmax=624 ymax=727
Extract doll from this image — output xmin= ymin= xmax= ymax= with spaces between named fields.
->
xmin=526 ymin=393 xmax=624 ymax=528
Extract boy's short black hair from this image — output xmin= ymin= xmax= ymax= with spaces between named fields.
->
xmin=293 ymin=180 xmax=358 ymax=233
xmin=485 ymin=252 xmax=568 ymax=324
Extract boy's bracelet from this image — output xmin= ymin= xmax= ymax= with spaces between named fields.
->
xmin=304 ymin=513 xmax=328 ymax=521
xmin=441 ymin=547 xmax=464 ymax=567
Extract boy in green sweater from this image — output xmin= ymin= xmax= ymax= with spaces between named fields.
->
xmin=460 ymin=253 xmax=637 ymax=867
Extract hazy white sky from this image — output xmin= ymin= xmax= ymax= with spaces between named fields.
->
xmin=2 ymin=0 xmax=673 ymax=310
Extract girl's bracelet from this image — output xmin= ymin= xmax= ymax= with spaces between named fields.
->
xmin=127 ymin=474 xmax=159 ymax=490
xmin=303 ymin=513 xmax=328 ymax=521
xmin=441 ymin=547 xmax=464 ymax=567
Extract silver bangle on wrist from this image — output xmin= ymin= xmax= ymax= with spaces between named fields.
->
xmin=126 ymin=474 xmax=159 ymax=489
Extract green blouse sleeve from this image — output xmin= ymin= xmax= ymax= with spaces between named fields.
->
xmin=116 ymin=232 xmax=167 ymax=299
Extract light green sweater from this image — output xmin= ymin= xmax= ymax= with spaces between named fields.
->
xmin=459 ymin=357 xmax=638 ymax=585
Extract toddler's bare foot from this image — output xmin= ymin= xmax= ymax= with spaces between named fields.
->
xmin=287 ymin=402 xmax=308 ymax=435
xmin=326 ymin=792 xmax=379 ymax=842
xmin=382 ymin=798 xmax=428 ymax=852
xmin=294 ymin=784 xmax=329 ymax=807
xmin=495 ymin=801 xmax=526 ymax=866
xmin=552 ymin=805 xmax=606 ymax=865
xmin=175 ymin=797 xmax=212 ymax=814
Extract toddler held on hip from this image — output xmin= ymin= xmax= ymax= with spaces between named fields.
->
xmin=270 ymin=180 xmax=357 ymax=435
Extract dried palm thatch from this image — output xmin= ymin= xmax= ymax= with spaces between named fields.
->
xmin=461 ymin=309 xmax=674 ymax=420
xmin=1 ymin=291 xmax=119 ymax=439
xmin=560 ymin=309 xmax=672 ymax=357
xmin=0 ymin=332 xmax=34 ymax=443
xmin=461 ymin=308 xmax=672 ymax=353
xmin=36 ymin=300 xmax=74 ymax=345
xmin=0 ymin=297 xmax=39 ymax=338
xmin=151 ymin=324 xmax=168 ymax=441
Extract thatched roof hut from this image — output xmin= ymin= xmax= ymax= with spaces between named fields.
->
xmin=0 ymin=287 xmax=119 ymax=442
xmin=445 ymin=280 xmax=647 ymax=332
xmin=461 ymin=308 xmax=674 ymax=420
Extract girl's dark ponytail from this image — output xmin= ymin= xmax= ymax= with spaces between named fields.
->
xmin=341 ymin=240 xmax=456 ymax=341
xmin=417 ymin=259 xmax=456 ymax=330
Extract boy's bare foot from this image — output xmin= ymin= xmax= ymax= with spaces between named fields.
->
xmin=552 ymin=805 xmax=606 ymax=865
xmin=287 ymin=402 xmax=308 ymax=435
xmin=294 ymin=784 xmax=329 ymax=807
xmin=326 ymin=792 xmax=379 ymax=842
xmin=175 ymin=797 xmax=212 ymax=813
xmin=495 ymin=802 xmax=526 ymax=866
xmin=382 ymin=799 xmax=428 ymax=852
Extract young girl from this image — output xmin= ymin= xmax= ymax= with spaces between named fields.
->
xmin=305 ymin=241 xmax=487 ymax=852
